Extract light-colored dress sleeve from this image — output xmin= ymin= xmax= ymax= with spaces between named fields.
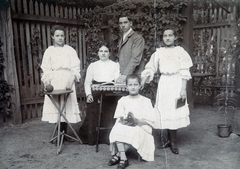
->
xmin=114 ymin=63 xmax=120 ymax=81
xmin=84 ymin=63 xmax=94 ymax=96
xmin=141 ymin=50 xmax=159 ymax=83
xmin=113 ymin=98 xmax=125 ymax=119
xmin=69 ymin=46 xmax=81 ymax=82
xmin=41 ymin=47 xmax=53 ymax=84
xmin=179 ymin=47 xmax=193 ymax=80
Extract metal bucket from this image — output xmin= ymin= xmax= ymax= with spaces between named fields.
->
xmin=217 ymin=124 xmax=231 ymax=138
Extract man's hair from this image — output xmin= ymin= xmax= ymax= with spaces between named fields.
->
xmin=126 ymin=74 xmax=141 ymax=85
xmin=50 ymin=25 xmax=65 ymax=36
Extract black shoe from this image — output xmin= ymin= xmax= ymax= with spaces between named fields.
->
xmin=108 ymin=155 xmax=120 ymax=166
xmin=117 ymin=160 xmax=129 ymax=169
xmin=170 ymin=144 xmax=179 ymax=154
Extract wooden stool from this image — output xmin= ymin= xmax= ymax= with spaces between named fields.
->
xmin=45 ymin=90 xmax=82 ymax=154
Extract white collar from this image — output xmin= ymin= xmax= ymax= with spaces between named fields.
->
xmin=123 ymin=28 xmax=133 ymax=39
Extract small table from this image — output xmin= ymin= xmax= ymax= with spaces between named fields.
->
xmin=45 ymin=90 xmax=82 ymax=154
xmin=91 ymin=84 xmax=128 ymax=152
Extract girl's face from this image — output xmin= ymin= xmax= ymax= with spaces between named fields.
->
xmin=126 ymin=78 xmax=140 ymax=96
xmin=163 ymin=29 xmax=177 ymax=47
xmin=52 ymin=30 xmax=65 ymax=47
xmin=98 ymin=46 xmax=110 ymax=61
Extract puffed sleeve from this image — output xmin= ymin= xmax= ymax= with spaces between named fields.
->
xmin=84 ymin=63 xmax=94 ymax=96
xmin=41 ymin=47 xmax=53 ymax=84
xmin=114 ymin=62 xmax=120 ymax=81
xmin=179 ymin=47 xmax=193 ymax=80
xmin=113 ymin=98 xmax=126 ymax=119
xmin=141 ymin=50 xmax=159 ymax=83
xmin=69 ymin=46 xmax=81 ymax=82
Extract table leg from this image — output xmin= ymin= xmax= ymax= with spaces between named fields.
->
xmin=56 ymin=95 xmax=62 ymax=154
xmin=96 ymin=92 xmax=103 ymax=152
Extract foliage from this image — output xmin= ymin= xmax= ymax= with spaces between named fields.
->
xmin=0 ymin=37 xmax=13 ymax=118
xmin=80 ymin=0 xmax=188 ymax=103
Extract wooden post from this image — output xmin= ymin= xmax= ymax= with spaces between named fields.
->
xmin=182 ymin=0 xmax=194 ymax=108
xmin=0 ymin=5 xmax=22 ymax=124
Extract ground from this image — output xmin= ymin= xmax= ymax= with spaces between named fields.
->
xmin=0 ymin=104 xmax=239 ymax=169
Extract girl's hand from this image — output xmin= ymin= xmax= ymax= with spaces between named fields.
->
xmin=180 ymin=88 xmax=187 ymax=101
xmin=116 ymin=75 xmax=126 ymax=84
xmin=86 ymin=94 xmax=94 ymax=103
xmin=180 ymin=79 xmax=187 ymax=101
xmin=140 ymin=76 xmax=149 ymax=90
xmin=66 ymin=75 xmax=75 ymax=90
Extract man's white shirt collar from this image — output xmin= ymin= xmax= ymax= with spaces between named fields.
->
xmin=123 ymin=28 xmax=132 ymax=41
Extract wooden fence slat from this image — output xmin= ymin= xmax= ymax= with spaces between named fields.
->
xmin=64 ymin=6 xmax=68 ymax=19
xmin=45 ymin=3 xmax=49 ymax=17
xmin=79 ymin=29 xmax=83 ymax=69
xmin=82 ymin=29 xmax=87 ymax=69
xmin=17 ymin=0 xmax=22 ymax=13
xmin=50 ymin=4 xmax=54 ymax=17
xmin=11 ymin=0 xmax=16 ymax=13
xmin=23 ymin=0 xmax=27 ymax=14
xmin=35 ymin=1 xmax=39 ymax=15
xmin=69 ymin=7 xmax=73 ymax=19
xmin=73 ymin=7 xmax=76 ymax=19
xmin=55 ymin=5 xmax=59 ymax=18
xmin=19 ymin=23 xmax=27 ymax=98
xmin=59 ymin=6 xmax=63 ymax=18
xmin=45 ymin=4 xmax=51 ymax=48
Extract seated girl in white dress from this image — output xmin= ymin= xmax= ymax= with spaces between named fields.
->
xmin=108 ymin=74 xmax=156 ymax=169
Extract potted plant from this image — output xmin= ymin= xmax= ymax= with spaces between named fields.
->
xmin=214 ymin=22 xmax=240 ymax=137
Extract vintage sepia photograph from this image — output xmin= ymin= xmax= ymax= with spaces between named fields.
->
xmin=0 ymin=0 xmax=239 ymax=168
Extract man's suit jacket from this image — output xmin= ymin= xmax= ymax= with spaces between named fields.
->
xmin=118 ymin=30 xmax=145 ymax=75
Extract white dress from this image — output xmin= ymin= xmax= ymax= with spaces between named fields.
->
xmin=109 ymin=95 xmax=156 ymax=161
xmin=84 ymin=59 xmax=120 ymax=96
xmin=141 ymin=46 xmax=193 ymax=130
xmin=41 ymin=45 xmax=81 ymax=123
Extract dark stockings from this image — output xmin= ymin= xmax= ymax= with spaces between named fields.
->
xmin=169 ymin=129 xmax=179 ymax=154
xmin=158 ymin=129 xmax=170 ymax=149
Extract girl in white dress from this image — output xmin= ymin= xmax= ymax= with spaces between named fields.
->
xmin=108 ymin=74 xmax=155 ymax=169
xmin=141 ymin=27 xmax=193 ymax=154
xmin=41 ymin=25 xmax=81 ymax=141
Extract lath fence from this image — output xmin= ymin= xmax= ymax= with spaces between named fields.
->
xmin=10 ymin=0 xmax=91 ymax=121
xmin=192 ymin=1 xmax=238 ymax=104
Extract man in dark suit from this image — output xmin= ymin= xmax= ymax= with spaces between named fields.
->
xmin=116 ymin=16 xmax=145 ymax=83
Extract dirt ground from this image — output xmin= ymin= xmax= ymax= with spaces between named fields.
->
xmin=0 ymin=104 xmax=240 ymax=169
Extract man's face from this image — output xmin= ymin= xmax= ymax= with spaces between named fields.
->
xmin=119 ymin=17 xmax=132 ymax=33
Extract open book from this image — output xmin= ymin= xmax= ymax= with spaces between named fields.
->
xmin=175 ymin=97 xmax=186 ymax=109
xmin=99 ymin=81 xmax=125 ymax=86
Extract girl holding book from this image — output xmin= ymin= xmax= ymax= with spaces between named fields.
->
xmin=141 ymin=27 xmax=193 ymax=154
